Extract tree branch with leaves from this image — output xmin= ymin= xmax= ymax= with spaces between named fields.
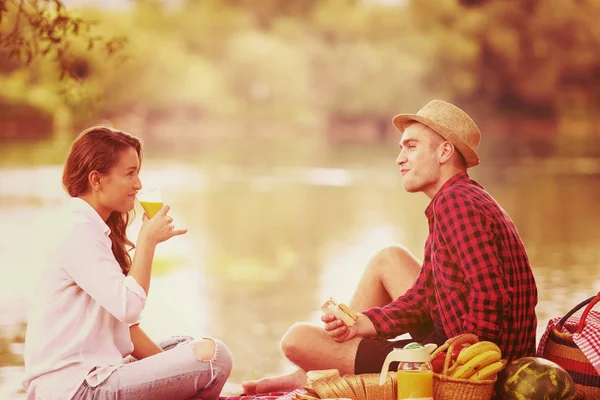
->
xmin=0 ymin=0 xmax=128 ymax=80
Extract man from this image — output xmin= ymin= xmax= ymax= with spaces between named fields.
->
xmin=243 ymin=100 xmax=538 ymax=394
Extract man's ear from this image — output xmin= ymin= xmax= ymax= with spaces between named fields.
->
xmin=88 ymin=171 xmax=101 ymax=192
xmin=438 ymin=142 xmax=455 ymax=164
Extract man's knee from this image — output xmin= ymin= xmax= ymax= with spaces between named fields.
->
xmin=282 ymin=323 xmax=360 ymax=374
xmin=371 ymin=245 xmax=419 ymax=272
xmin=375 ymin=245 xmax=412 ymax=262
xmin=281 ymin=323 xmax=316 ymax=361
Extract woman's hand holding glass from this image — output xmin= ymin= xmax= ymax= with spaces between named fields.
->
xmin=136 ymin=187 xmax=187 ymax=244
xmin=139 ymin=204 xmax=187 ymax=245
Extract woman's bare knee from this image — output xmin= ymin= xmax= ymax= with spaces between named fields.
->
xmin=192 ymin=338 xmax=217 ymax=361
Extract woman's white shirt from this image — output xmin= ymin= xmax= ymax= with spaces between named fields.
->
xmin=22 ymin=197 xmax=147 ymax=400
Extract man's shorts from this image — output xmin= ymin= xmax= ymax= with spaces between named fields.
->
xmin=354 ymin=338 xmax=414 ymax=374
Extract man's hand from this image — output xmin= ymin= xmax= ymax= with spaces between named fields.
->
xmin=322 ymin=313 xmax=376 ymax=343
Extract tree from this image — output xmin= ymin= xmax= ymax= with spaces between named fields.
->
xmin=0 ymin=0 xmax=127 ymax=80
xmin=411 ymin=0 xmax=600 ymax=120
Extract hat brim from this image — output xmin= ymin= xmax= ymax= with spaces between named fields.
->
xmin=392 ymin=113 xmax=480 ymax=168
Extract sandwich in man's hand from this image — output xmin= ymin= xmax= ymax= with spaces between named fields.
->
xmin=321 ymin=297 xmax=358 ymax=327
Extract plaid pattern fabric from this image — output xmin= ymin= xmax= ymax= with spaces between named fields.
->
xmin=537 ymin=310 xmax=600 ymax=375
xmin=219 ymin=391 xmax=299 ymax=400
xmin=363 ymin=171 xmax=538 ymax=362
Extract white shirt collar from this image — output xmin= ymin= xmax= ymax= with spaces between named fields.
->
xmin=69 ymin=197 xmax=111 ymax=236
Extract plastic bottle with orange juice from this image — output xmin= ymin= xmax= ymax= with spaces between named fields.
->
xmin=379 ymin=342 xmax=437 ymax=400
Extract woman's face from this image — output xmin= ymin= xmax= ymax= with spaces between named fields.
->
xmin=97 ymin=147 xmax=142 ymax=214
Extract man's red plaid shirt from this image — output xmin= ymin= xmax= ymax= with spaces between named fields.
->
xmin=363 ymin=171 xmax=538 ymax=361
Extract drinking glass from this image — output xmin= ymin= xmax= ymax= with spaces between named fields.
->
xmin=136 ymin=187 xmax=163 ymax=218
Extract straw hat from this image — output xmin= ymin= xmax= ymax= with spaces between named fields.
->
xmin=392 ymin=100 xmax=481 ymax=168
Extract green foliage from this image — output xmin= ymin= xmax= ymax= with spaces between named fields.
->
xmin=416 ymin=0 xmax=600 ymax=117
xmin=0 ymin=0 xmax=128 ymax=80
xmin=151 ymin=255 xmax=188 ymax=276
xmin=222 ymin=30 xmax=313 ymax=119
xmin=2 ymin=0 xmax=600 ymax=159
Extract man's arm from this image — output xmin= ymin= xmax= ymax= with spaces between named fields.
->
xmin=437 ymin=192 xmax=510 ymax=341
xmin=129 ymin=324 xmax=163 ymax=360
xmin=361 ymin=263 xmax=433 ymax=339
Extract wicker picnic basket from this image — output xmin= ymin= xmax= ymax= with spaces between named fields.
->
xmin=431 ymin=339 xmax=496 ymax=400
xmin=539 ymin=293 xmax=600 ymax=399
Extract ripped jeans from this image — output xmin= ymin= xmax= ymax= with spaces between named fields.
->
xmin=72 ymin=336 xmax=233 ymax=400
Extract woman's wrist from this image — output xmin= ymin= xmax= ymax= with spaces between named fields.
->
xmin=137 ymin=228 xmax=158 ymax=248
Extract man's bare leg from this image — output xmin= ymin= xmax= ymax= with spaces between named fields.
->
xmin=242 ymin=246 xmax=421 ymax=394
xmin=348 ymin=245 xmax=421 ymax=311
xmin=241 ymin=324 xmax=361 ymax=394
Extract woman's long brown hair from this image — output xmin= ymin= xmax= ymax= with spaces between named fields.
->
xmin=62 ymin=126 xmax=143 ymax=275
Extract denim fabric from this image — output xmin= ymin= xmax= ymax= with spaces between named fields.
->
xmin=72 ymin=336 xmax=232 ymax=400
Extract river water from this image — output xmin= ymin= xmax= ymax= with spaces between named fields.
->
xmin=0 ymin=160 xmax=599 ymax=397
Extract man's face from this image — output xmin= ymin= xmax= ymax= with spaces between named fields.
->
xmin=396 ymin=123 xmax=444 ymax=197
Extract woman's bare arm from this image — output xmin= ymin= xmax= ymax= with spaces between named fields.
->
xmin=129 ymin=324 xmax=163 ymax=360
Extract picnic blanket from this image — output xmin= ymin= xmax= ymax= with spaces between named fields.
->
xmin=219 ymin=391 xmax=298 ymax=400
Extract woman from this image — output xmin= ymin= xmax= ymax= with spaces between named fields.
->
xmin=22 ymin=126 xmax=232 ymax=400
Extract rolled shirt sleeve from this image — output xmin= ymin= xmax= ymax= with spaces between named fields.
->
xmin=61 ymin=223 xmax=147 ymax=325
xmin=124 ymin=276 xmax=145 ymax=327
xmin=362 ymin=263 xmax=433 ymax=339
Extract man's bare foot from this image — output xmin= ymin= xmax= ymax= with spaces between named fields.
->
xmin=242 ymin=369 xmax=307 ymax=395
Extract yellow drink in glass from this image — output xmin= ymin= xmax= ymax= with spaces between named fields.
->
xmin=136 ymin=187 xmax=163 ymax=218
xmin=139 ymin=201 xmax=163 ymax=218
xmin=397 ymin=370 xmax=433 ymax=400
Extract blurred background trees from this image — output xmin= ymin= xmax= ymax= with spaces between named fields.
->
xmin=2 ymin=0 xmax=600 ymax=163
